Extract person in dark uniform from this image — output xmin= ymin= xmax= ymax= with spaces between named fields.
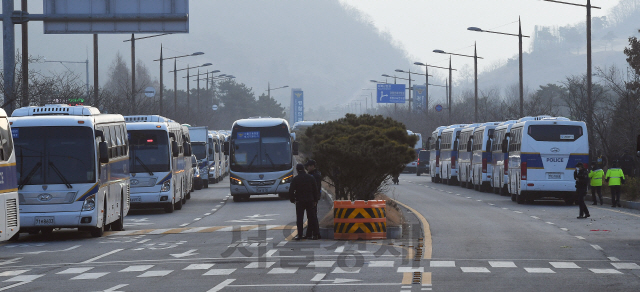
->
xmin=304 ymin=159 xmax=322 ymax=239
xmin=289 ymin=163 xmax=319 ymax=240
xmin=574 ymin=162 xmax=590 ymax=219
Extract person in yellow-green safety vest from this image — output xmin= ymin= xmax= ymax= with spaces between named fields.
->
xmin=588 ymin=162 xmax=604 ymax=205
xmin=605 ymin=161 xmax=625 ymax=208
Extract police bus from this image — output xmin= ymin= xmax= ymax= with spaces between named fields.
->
xmin=428 ymin=126 xmax=446 ymax=183
xmin=507 ymin=117 xmax=588 ymax=204
xmin=490 ymin=120 xmax=518 ymax=196
xmin=439 ymin=125 xmax=468 ymax=185
xmin=471 ymin=122 xmax=502 ymax=192
xmin=457 ymin=124 xmax=481 ymax=189
xmin=11 ymin=104 xmax=129 ymax=237
xmin=225 ymin=118 xmax=298 ymax=202
xmin=182 ymin=125 xmax=193 ymax=198
xmin=125 ymin=115 xmax=189 ymax=213
xmin=0 ymin=109 xmax=18 ymax=241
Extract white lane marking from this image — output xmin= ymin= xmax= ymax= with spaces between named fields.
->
xmin=0 ymin=270 xmax=28 ymax=276
xmin=96 ymin=284 xmax=129 ymax=292
xmin=476 ymin=200 xmax=482 ymax=202
xmin=211 ymin=209 xmax=217 ymax=211
xmin=119 ymin=265 xmax=154 ymax=272
xmin=268 ymin=268 xmax=298 ymax=274
xmin=461 ymin=267 xmax=490 ymax=273
xmin=513 ymin=211 xmax=523 ymax=214
xmin=171 ymin=249 xmax=198 ymax=258
xmin=193 ymin=218 xmax=202 ymax=221
xmin=3 ymin=274 xmax=44 ymax=282
xmin=181 ymin=227 xmax=209 ymax=233
xmin=590 ymin=269 xmax=623 ymax=274
xmin=334 ymin=246 xmax=345 ymax=253
xmin=147 ymin=229 xmax=172 ymax=235
xmin=488 ymin=203 xmax=495 ymax=206
xmin=447 ymin=192 xmax=453 ymax=194
xmin=307 ymin=261 xmax=335 ymax=268
xmin=311 ymin=273 xmax=326 ymax=281
xmin=265 ymin=250 xmax=277 ymax=258
xmin=17 ymin=245 xmax=81 ymax=255
xmin=82 ymin=249 xmax=123 ymax=263
xmin=591 ymin=244 xmax=603 ymax=251
xmin=550 ymin=262 xmax=580 ymax=269
xmin=489 ymin=261 xmax=516 ymax=268
xmin=502 ymin=208 xmax=509 ymax=210
xmin=0 ymin=282 xmax=30 ymax=291
xmin=368 ymin=261 xmax=395 ymax=267
xmin=611 ymin=263 xmax=640 ymax=269
xmin=560 ymin=228 xmax=569 ymax=231
xmin=421 ymin=288 xmax=432 ymax=291
xmin=215 ymin=205 xmax=222 ymax=208
xmin=576 ymin=236 xmax=585 ymax=240
xmin=430 ymin=261 xmax=456 ymax=267
xmin=185 ymin=264 xmax=215 ymax=270
xmin=207 ymin=279 xmax=236 ymax=292
xmin=203 ymin=269 xmax=237 ymax=276
xmin=524 ymin=268 xmax=555 ymax=273
xmin=245 ymin=262 xmax=275 ymax=269
xmin=138 ymin=270 xmax=172 ymax=277
xmin=180 ymin=223 xmax=189 ymax=227
xmin=530 ymin=216 xmax=540 ymax=219
xmin=608 ymin=257 xmax=620 ymax=262
xmin=466 ymin=197 xmax=472 ymax=199
xmin=138 ymin=239 xmax=151 ymax=244
xmin=397 ymin=267 xmax=423 ymax=273
xmin=71 ymin=272 xmax=109 ymax=280
xmin=204 ymin=213 xmax=212 ymax=216
xmin=455 ymin=194 xmax=461 ymax=196
xmin=546 ymin=222 xmax=555 ymax=225
xmin=276 ymin=241 xmax=287 ymax=247
xmin=331 ymin=267 xmax=361 ymax=273
xmin=57 ymin=267 xmax=94 ymax=274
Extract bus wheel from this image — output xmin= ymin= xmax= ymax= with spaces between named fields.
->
xmin=111 ymin=195 xmax=125 ymax=231
xmin=516 ymin=191 xmax=526 ymax=204
xmin=511 ymin=192 xmax=516 ymax=202
xmin=165 ymin=199 xmax=175 ymax=213
xmin=175 ymin=195 xmax=183 ymax=210
xmin=91 ymin=203 xmax=107 ymax=237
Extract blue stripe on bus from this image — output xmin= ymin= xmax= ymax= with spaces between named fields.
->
xmin=0 ymin=163 xmax=18 ymax=192
xmin=76 ymin=182 xmax=99 ymax=201
xmin=521 ymin=153 xmax=544 ymax=168
xmin=156 ymin=173 xmax=172 ymax=185
xmin=565 ymin=154 xmax=589 ymax=169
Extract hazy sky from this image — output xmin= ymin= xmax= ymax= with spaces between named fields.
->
xmin=339 ymin=0 xmax=621 ymax=73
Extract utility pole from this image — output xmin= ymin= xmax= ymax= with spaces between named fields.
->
xmin=3 ymin=0 xmax=16 ymax=114
xmin=93 ymin=34 xmax=99 ymax=109
xmin=131 ymin=33 xmax=136 ymax=114
xmin=20 ymin=0 xmax=28 ymax=107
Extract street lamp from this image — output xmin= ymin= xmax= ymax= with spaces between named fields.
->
xmin=413 ymin=62 xmax=453 ymax=115
xmin=153 ymin=49 xmax=204 ymax=116
xmin=468 ymin=17 xmax=530 ymax=117
xmin=434 ymin=45 xmax=484 ymax=122
xmin=185 ymin=69 xmax=220 ymax=108
xmin=397 ymin=69 xmax=432 ymax=112
xmin=169 ymin=62 xmax=212 ymax=117
xmin=362 ymin=88 xmax=376 ymax=110
xmin=543 ymin=0 xmax=600 ymax=153
xmin=266 ymin=83 xmax=289 ymax=99
xmin=124 ymin=33 xmax=170 ymax=114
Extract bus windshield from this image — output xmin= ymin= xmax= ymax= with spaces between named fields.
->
xmin=528 ymin=125 xmax=583 ymax=142
xmin=14 ymin=126 xmax=96 ymax=185
xmin=192 ymin=143 xmax=207 ymax=160
xmin=128 ymin=130 xmax=170 ymax=173
xmin=231 ymin=125 xmax=292 ymax=172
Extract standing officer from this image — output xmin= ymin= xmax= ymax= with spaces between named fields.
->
xmin=588 ymin=162 xmax=604 ymax=205
xmin=304 ymin=160 xmax=322 ymax=239
xmin=574 ymin=162 xmax=590 ymax=219
xmin=605 ymin=161 xmax=625 ymax=207
xmin=289 ymin=163 xmax=319 ymax=240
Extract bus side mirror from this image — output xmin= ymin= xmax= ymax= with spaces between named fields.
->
xmin=99 ymin=141 xmax=109 ymax=164
xmin=292 ymin=141 xmax=299 ymax=155
xmin=215 ymin=144 xmax=220 ymax=153
xmin=486 ymin=140 xmax=492 ymax=153
xmin=467 ymin=138 xmax=472 ymax=152
xmin=453 ymin=140 xmax=458 ymax=152
xmin=184 ymin=142 xmax=191 ymax=156
xmin=172 ymin=141 xmax=179 ymax=157
xmin=208 ymin=148 xmax=213 ymax=155
xmin=502 ymin=139 xmax=508 ymax=153
xmin=223 ymin=142 xmax=230 ymax=156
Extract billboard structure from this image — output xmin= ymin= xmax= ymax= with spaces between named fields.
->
xmin=43 ymin=0 xmax=189 ymax=34
xmin=376 ymin=84 xmax=405 ymax=104
xmin=413 ymin=85 xmax=426 ymax=111
xmin=290 ymin=89 xmax=304 ymax=125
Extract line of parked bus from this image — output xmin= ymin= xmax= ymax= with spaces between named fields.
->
xmin=428 ymin=116 xmax=589 ymax=205
xmin=0 ymin=104 xmax=234 ymax=241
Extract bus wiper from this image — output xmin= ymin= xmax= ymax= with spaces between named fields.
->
xmin=48 ymin=162 xmax=72 ymax=189
xmin=18 ymin=162 xmax=42 ymax=190
xmin=264 ymin=153 xmax=275 ymax=168
xmin=247 ymin=154 xmax=258 ymax=169
xmin=135 ymin=156 xmax=154 ymax=175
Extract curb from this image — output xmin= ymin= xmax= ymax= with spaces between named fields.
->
xmin=585 ymin=195 xmax=640 ymax=210
xmin=319 ymin=226 xmax=402 ymax=239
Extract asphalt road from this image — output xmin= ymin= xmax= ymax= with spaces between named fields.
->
xmin=1 ymin=173 xmax=639 ymax=291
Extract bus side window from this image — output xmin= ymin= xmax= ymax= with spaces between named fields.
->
xmin=122 ymin=124 xmax=129 ymax=156
xmin=114 ymin=124 xmax=123 ymax=157
xmin=102 ymin=125 xmax=112 ymax=158
xmin=0 ymin=119 xmax=12 ymax=161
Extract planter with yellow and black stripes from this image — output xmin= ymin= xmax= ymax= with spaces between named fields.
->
xmin=333 ymin=200 xmax=386 ymax=240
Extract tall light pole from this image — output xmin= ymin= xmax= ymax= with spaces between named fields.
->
xmin=124 ymin=33 xmax=170 ymax=114
xmin=543 ymin=0 xmax=600 ymax=153
xmin=397 ymin=69 xmax=432 ymax=112
xmin=186 ymin=69 xmax=221 ymax=110
xmin=468 ymin=17 xmax=530 ymax=117
xmin=434 ymin=46 xmax=484 ymax=122
xmin=266 ymin=83 xmax=289 ymax=99
xmin=169 ymin=62 xmax=212 ymax=117
xmin=415 ymin=62 xmax=457 ymax=116
xmin=153 ymin=49 xmax=204 ymax=116
xmin=362 ymin=88 xmax=375 ymax=111
xmin=382 ymin=74 xmax=414 ymax=114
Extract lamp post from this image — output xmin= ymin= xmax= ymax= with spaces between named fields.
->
xmin=266 ymin=83 xmax=289 ymax=99
xmin=381 ymin=74 xmax=414 ymax=114
xmin=362 ymin=88 xmax=375 ymax=111
xmin=413 ymin=62 xmax=453 ymax=115
xmin=169 ymin=62 xmax=212 ymax=117
xmin=434 ymin=46 xmax=483 ymax=122
xmin=397 ymin=69 xmax=432 ymax=112
xmin=468 ymin=17 xmax=530 ymax=117
xmin=185 ymin=69 xmax=220 ymax=109
xmin=153 ymin=49 xmax=204 ymax=116
xmin=124 ymin=33 xmax=170 ymax=114
xmin=543 ymin=0 xmax=600 ymax=152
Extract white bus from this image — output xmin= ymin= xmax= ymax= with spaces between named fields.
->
xmin=457 ymin=124 xmax=481 ymax=189
xmin=490 ymin=120 xmax=518 ymax=196
xmin=125 ymin=115 xmax=189 ymax=213
xmin=404 ymin=130 xmax=423 ymax=173
xmin=507 ymin=117 xmax=589 ymax=204
xmin=428 ymin=126 xmax=446 ymax=183
xmin=0 ymin=109 xmax=18 ymax=241
xmin=11 ymin=104 xmax=129 ymax=237
xmin=182 ymin=125 xmax=194 ymax=198
xmin=471 ymin=122 xmax=502 ymax=192
xmin=224 ymin=118 xmax=298 ymax=202
xmin=439 ymin=125 xmax=468 ymax=185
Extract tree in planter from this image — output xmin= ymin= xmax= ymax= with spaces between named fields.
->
xmin=304 ymin=114 xmax=417 ymax=201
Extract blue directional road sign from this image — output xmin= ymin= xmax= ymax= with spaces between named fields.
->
xmin=377 ymin=84 xmax=406 ymax=104
xmin=435 ymin=104 xmax=443 ymax=112
xmin=413 ymin=85 xmax=426 ymax=111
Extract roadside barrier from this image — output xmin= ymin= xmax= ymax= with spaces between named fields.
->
xmin=333 ymin=200 xmax=386 ymax=240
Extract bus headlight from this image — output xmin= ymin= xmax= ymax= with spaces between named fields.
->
xmin=210 ymin=167 xmax=215 ymax=172
xmin=281 ymin=175 xmax=293 ymax=184
xmin=161 ymin=180 xmax=171 ymax=192
xmin=82 ymin=195 xmax=96 ymax=211
xmin=230 ymin=177 xmax=243 ymax=185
